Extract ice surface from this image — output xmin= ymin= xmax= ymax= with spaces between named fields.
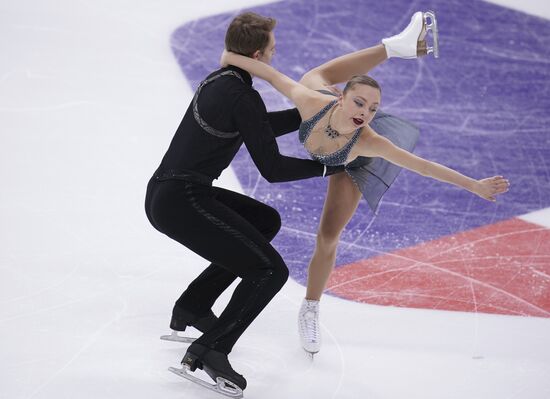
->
xmin=1 ymin=1 xmax=549 ymax=398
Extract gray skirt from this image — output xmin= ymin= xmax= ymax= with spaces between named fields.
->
xmin=344 ymin=110 xmax=420 ymax=213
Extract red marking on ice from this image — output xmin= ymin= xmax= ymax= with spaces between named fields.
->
xmin=327 ymin=218 xmax=550 ymax=317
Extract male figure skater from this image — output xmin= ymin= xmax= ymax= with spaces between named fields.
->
xmin=144 ymin=12 xmax=342 ymax=397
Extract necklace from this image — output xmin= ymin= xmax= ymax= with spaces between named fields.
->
xmin=324 ymin=104 xmax=355 ymax=139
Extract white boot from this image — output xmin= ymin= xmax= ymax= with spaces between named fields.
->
xmin=382 ymin=11 xmax=439 ymax=59
xmin=298 ymin=298 xmax=321 ymax=355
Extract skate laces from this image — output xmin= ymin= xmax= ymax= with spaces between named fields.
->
xmin=299 ymin=300 xmax=320 ymax=343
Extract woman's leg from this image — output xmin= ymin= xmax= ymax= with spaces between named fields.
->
xmin=306 ymin=172 xmax=362 ymax=299
xmin=300 ymin=11 xmax=436 ymax=89
xmin=300 ymin=44 xmax=388 ymax=89
xmin=298 ymin=172 xmax=362 ymax=355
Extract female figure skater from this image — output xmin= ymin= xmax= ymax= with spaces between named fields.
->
xmin=221 ymin=11 xmax=510 ymax=356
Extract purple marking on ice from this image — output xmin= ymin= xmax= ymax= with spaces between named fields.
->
xmin=170 ymin=1 xmax=550 ymax=284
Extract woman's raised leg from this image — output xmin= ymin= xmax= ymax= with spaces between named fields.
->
xmin=299 ymin=11 xmax=438 ymax=90
xmin=300 ymin=44 xmax=388 ymax=89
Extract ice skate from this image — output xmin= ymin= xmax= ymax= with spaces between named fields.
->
xmin=298 ymin=298 xmax=321 ymax=359
xmin=382 ymin=10 xmax=439 ymax=59
xmin=169 ymin=343 xmax=246 ymax=398
xmin=160 ymin=306 xmax=218 ymax=343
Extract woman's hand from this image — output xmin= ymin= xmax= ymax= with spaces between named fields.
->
xmin=472 ymin=176 xmax=510 ymax=201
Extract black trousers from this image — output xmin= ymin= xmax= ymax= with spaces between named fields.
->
xmin=145 ymin=176 xmax=288 ymax=354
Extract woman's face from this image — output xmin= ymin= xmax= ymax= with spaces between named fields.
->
xmin=339 ymin=84 xmax=381 ymax=128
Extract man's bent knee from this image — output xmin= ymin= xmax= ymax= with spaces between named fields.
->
xmin=261 ymin=207 xmax=282 ymax=241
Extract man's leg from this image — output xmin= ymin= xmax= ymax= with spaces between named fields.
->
xmin=149 ymin=180 xmax=288 ymax=354
xmin=173 ymin=186 xmax=283 ymax=331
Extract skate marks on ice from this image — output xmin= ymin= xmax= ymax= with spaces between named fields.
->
xmin=327 ymin=217 xmax=550 ymax=317
xmin=163 ymin=302 xmax=350 ymax=399
xmin=169 ymin=0 xmax=550 ymax=315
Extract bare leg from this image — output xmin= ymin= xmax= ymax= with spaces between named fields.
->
xmin=305 ymin=172 xmax=362 ymax=300
xmin=298 ymin=173 xmax=361 ymax=355
xmin=301 ymin=11 xmax=438 ymax=89
xmin=300 ymin=44 xmax=388 ymax=89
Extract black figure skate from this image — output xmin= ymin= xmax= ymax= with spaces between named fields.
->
xmin=160 ymin=305 xmax=218 ymax=343
xmin=169 ymin=343 xmax=247 ymax=398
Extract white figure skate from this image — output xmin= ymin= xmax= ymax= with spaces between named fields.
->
xmin=298 ymin=298 xmax=321 ymax=359
xmin=382 ymin=10 xmax=439 ymax=59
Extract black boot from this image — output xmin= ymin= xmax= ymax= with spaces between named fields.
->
xmin=182 ymin=343 xmax=247 ymax=391
xmin=170 ymin=305 xmax=218 ymax=333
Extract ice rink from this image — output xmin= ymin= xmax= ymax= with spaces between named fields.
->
xmin=1 ymin=1 xmax=549 ymax=398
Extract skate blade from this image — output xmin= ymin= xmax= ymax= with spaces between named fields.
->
xmin=424 ymin=10 xmax=439 ymax=58
xmin=303 ymin=349 xmax=318 ymax=360
xmin=169 ymin=366 xmax=243 ymax=398
xmin=160 ymin=330 xmax=196 ymax=343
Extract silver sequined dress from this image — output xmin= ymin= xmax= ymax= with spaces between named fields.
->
xmin=298 ymin=92 xmax=420 ymax=213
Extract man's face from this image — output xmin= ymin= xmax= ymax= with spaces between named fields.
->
xmin=256 ymin=31 xmax=276 ymax=65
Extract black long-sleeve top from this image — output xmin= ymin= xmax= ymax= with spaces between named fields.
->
xmin=158 ymin=65 xmax=341 ymax=183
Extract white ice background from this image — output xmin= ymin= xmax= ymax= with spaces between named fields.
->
xmin=1 ymin=1 xmax=550 ymax=398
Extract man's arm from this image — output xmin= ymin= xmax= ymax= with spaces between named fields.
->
xmin=266 ymin=108 xmax=301 ymax=138
xmin=233 ymin=91 xmax=343 ymax=183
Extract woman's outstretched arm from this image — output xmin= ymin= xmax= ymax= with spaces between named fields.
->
xmin=358 ymin=130 xmax=510 ymax=201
